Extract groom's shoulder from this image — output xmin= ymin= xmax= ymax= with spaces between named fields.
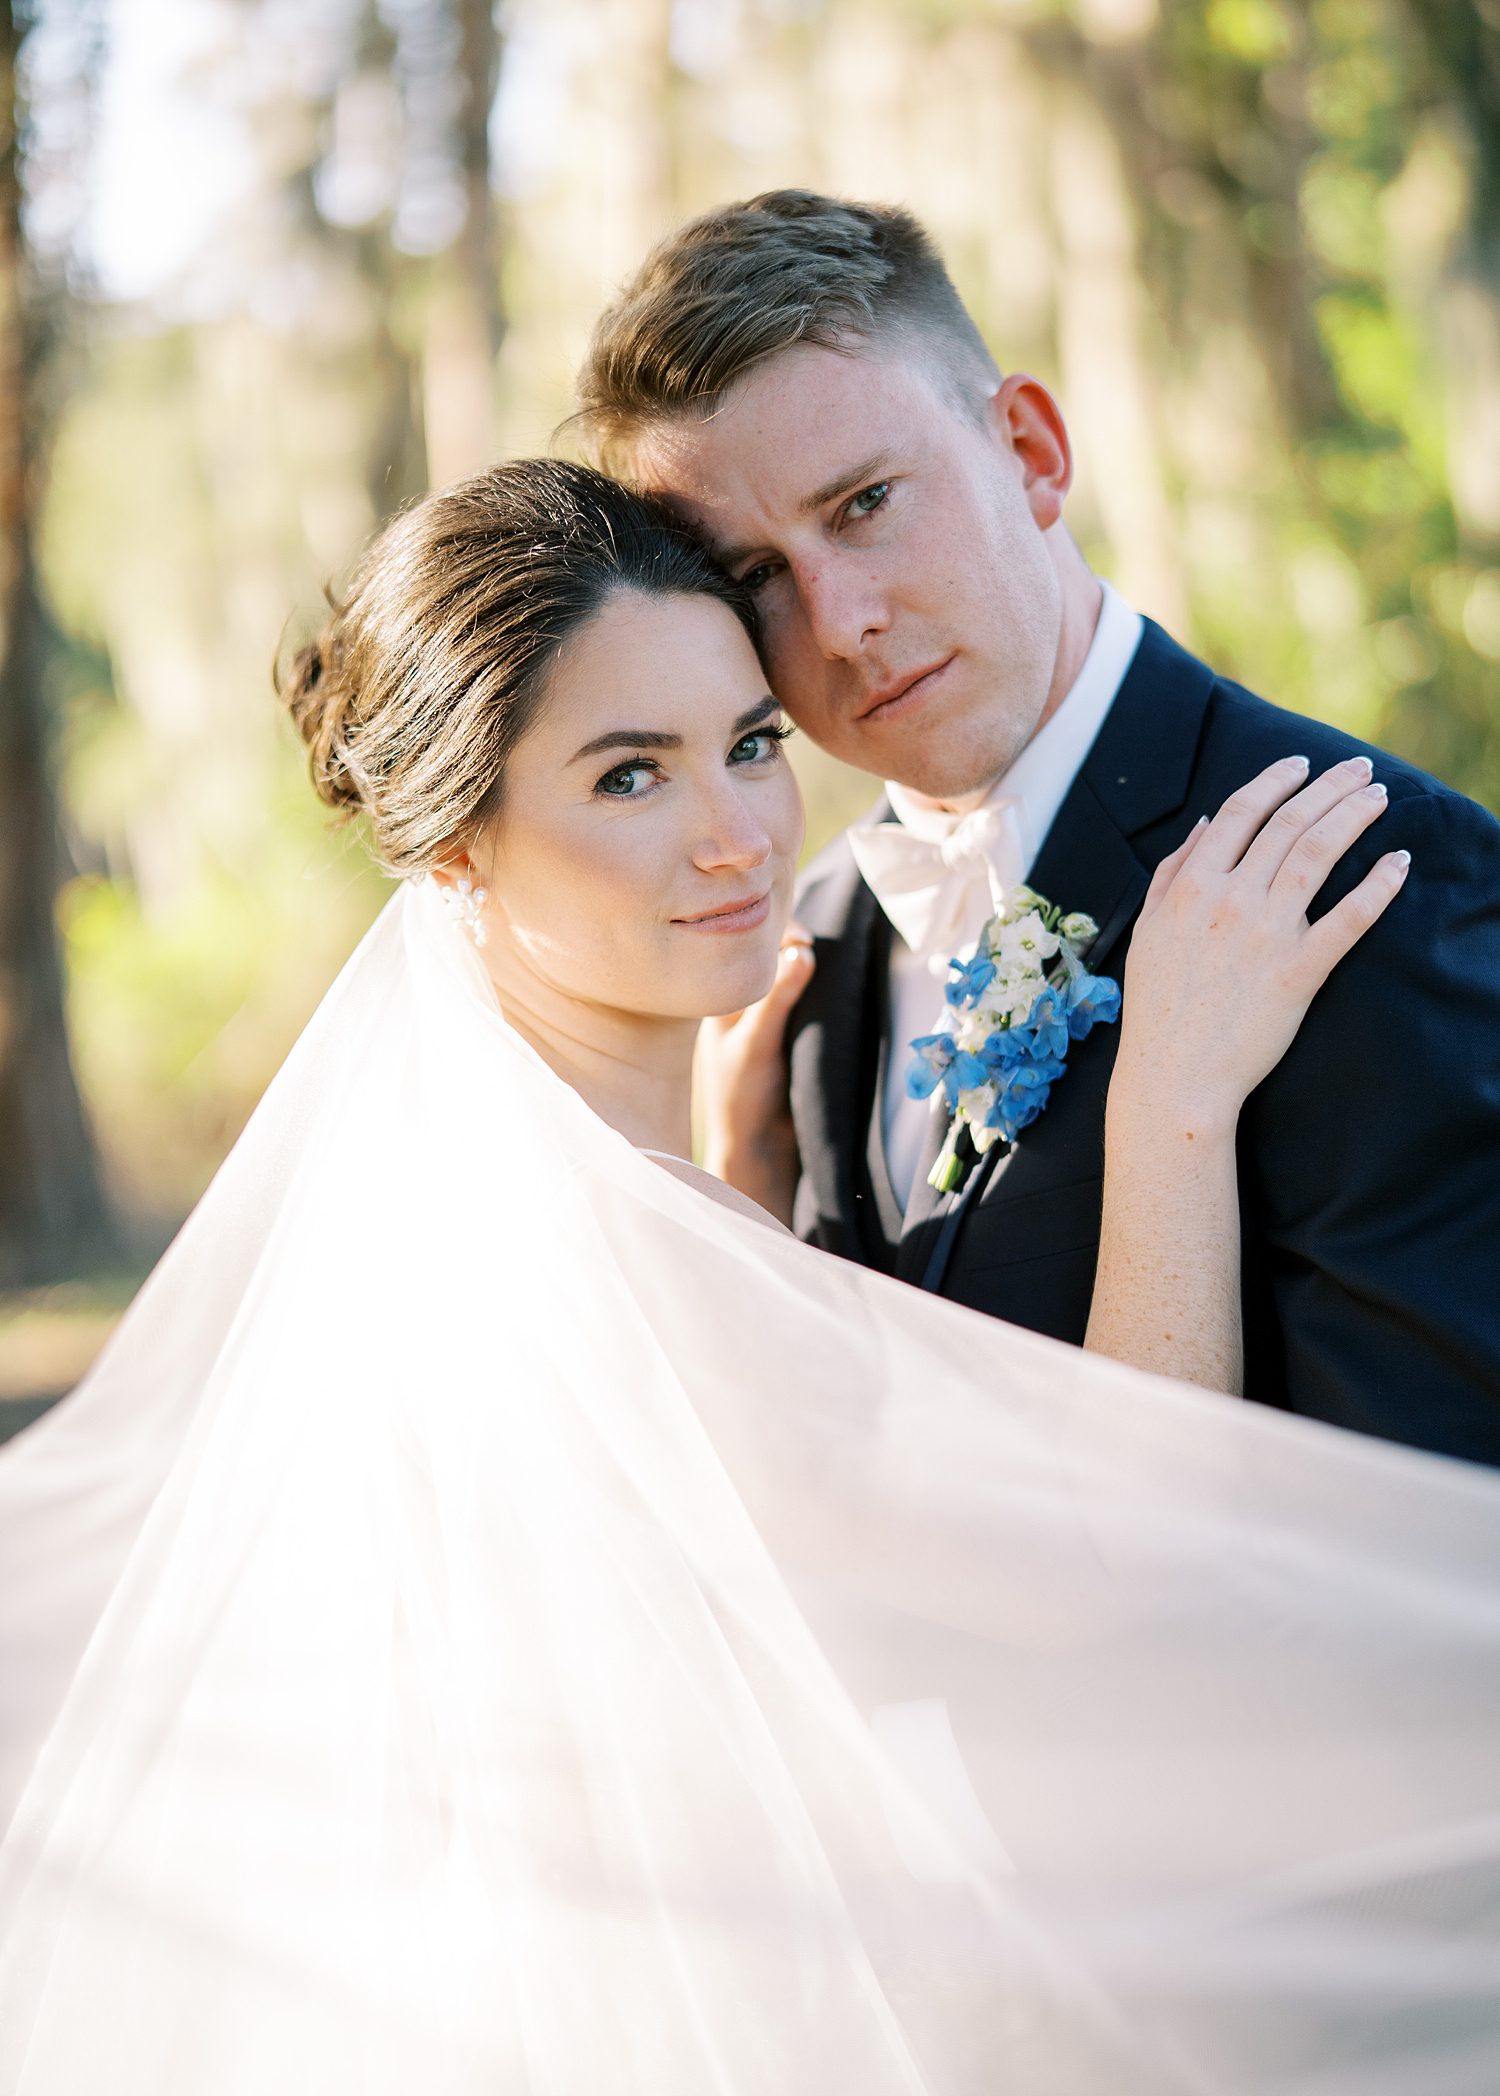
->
xmin=1173 ymin=631 xmax=1500 ymax=850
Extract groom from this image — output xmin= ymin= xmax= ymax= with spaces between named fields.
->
xmin=575 ymin=189 xmax=1500 ymax=1468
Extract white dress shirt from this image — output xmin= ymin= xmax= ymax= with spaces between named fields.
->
xmin=860 ymin=581 xmax=1145 ymax=1209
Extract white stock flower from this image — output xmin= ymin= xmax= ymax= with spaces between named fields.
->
xmin=996 ymin=911 xmax=1060 ymax=973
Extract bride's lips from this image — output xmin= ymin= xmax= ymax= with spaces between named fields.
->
xmin=672 ymin=892 xmax=772 ymax=934
xmin=858 ymin=654 xmax=956 ymax=724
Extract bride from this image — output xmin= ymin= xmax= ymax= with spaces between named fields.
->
xmin=0 ymin=459 xmax=1495 ymax=2095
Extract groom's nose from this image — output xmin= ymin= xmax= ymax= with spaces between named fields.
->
xmin=794 ymin=551 xmax=890 ymax=663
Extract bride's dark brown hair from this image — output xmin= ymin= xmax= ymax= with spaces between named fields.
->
xmin=277 ymin=459 xmax=758 ymax=876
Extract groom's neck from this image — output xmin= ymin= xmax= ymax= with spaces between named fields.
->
xmin=915 ymin=545 xmax=1103 ymax=819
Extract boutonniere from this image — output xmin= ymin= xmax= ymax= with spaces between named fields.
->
xmin=905 ymin=887 xmax=1121 ymax=1194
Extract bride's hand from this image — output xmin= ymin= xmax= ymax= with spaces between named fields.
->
xmin=1111 ymin=754 xmax=1410 ymax=1134
xmin=697 ymin=925 xmax=815 ymax=1225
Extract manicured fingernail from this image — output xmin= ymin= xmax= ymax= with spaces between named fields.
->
xmin=1288 ymin=754 xmax=1310 ymax=770
xmin=1348 ymin=755 xmax=1373 ymax=779
xmin=1362 ymin=782 xmax=1387 ymax=803
xmin=1393 ymin=849 xmax=1411 ymax=868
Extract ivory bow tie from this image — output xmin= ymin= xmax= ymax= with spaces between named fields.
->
xmin=849 ymin=800 xmax=1027 ymax=960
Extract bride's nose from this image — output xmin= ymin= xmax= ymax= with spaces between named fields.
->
xmin=690 ymin=784 xmax=774 ymax=874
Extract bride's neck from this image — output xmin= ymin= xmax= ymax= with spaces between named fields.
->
xmin=482 ymin=942 xmax=697 ymax=1158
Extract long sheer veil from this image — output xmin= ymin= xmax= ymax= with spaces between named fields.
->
xmin=0 ymin=879 xmax=1497 ymax=2092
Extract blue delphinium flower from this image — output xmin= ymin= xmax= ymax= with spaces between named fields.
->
xmin=1010 ymin=983 xmax=1071 ymax=1063
xmin=981 ymin=1026 xmax=1029 ymax=1071
xmin=975 ymin=1026 xmax=1060 ymax=1083
xmin=944 ymin=952 xmax=997 ymax=1010
xmin=957 ymin=1021 xmax=1068 ymax=1142
xmin=905 ymin=1033 xmax=957 ymax=1101
xmin=986 ymin=1061 xmax=1053 ymax=1141
xmin=1063 ymin=972 xmax=1121 ymax=1040
xmin=950 ymin=1047 xmax=991 ymax=1095
xmin=910 ymin=884 xmax=1124 ymax=1191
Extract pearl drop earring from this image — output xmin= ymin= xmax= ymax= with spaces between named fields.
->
xmin=442 ymin=874 xmax=489 ymax=948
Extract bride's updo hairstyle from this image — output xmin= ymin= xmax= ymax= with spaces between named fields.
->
xmin=278 ymin=458 xmax=758 ymax=875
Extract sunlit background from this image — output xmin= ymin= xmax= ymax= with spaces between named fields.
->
xmin=2 ymin=0 xmax=1498 ymax=1424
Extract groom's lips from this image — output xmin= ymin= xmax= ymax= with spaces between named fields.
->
xmin=858 ymin=655 xmax=956 ymax=724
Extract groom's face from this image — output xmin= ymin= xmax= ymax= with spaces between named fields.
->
xmin=634 ymin=339 xmax=1066 ymax=804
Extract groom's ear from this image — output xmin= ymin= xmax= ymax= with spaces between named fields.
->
xmin=985 ymin=373 xmax=1074 ymax=534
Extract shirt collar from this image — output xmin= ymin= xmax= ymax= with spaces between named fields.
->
xmin=883 ymin=581 xmax=1144 ymax=869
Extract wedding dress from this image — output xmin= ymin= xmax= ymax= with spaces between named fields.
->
xmin=0 ymin=878 xmax=1497 ymax=2094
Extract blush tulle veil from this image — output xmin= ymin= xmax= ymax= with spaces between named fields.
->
xmin=0 ymin=878 xmax=1497 ymax=2093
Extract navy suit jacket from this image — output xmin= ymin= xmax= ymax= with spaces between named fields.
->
xmin=788 ymin=619 xmax=1500 ymax=1467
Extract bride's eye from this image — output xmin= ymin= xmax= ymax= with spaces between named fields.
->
xmin=593 ymin=760 xmax=661 ymax=799
xmin=729 ymin=724 xmax=794 ymax=766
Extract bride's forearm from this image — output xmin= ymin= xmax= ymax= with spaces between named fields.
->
xmin=1084 ymin=1080 xmax=1245 ymax=1396
xmin=1077 ymin=753 xmax=1404 ymax=1393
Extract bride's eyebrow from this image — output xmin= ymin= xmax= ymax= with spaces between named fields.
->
xmin=569 ymin=695 xmax=779 ymax=764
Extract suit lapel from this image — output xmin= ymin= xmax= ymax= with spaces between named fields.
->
xmin=859 ymin=1021 xmax=906 ymax=1252
xmin=799 ymin=618 xmax=1217 ymax=1291
xmin=910 ymin=619 xmax=1217 ymax=1293
xmin=788 ymin=866 xmax=893 ymax=1263
xmin=893 ymin=768 xmax=1152 ymax=1287
xmin=892 ymin=1091 xmax=960 ymax=1272
xmin=897 ymin=738 xmax=1159 ymax=1289
xmin=1025 ymin=775 xmax=1150 ymax=985
xmin=1023 ymin=616 xmax=1215 ymax=977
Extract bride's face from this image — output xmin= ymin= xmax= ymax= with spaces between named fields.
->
xmin=478 ymin=588 xmax=804 ymax=1021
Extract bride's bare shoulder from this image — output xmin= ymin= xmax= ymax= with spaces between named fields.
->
xmin=642 ymin=1152 xmax=793 ymax=1235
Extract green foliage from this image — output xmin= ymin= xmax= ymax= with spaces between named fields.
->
xmin=16 ymin=0 xmax=1500 ymax=1239
xmin=61 ymin=794 xmax=388 ymax=1217
xmin=1035 ymin=0 xmax=1500 ymax=797
xmin=1205 ymin=0 xmax=1296 ymax=65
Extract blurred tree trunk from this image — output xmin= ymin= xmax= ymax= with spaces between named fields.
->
xmin=1401 ymin=0 xmax=1500 ymax=549
xmin=0 ymin=0 xmax=107 ymax=1286
xmin=422 ymin=0 xmax=503 ymax=484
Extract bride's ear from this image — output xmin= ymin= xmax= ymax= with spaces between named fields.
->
xmin=430 ymin=851 xmax=480 ymax=897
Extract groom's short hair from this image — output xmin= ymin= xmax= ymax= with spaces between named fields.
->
xmin=573 ymin=190 xmax=998 ymax=472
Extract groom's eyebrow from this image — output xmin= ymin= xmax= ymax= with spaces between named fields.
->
xmin=800 ymin=451 xmax=893 ymax=516
xmin=715 ymin=455 xmax=895 ymax=568
xmin=570 ymin=695 xmax=780 ymax=764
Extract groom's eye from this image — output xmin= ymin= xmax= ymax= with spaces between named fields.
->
xmin=739 ymin=559 xmax=780 ymax=594
xmin=847 ymin=481 xmax=890 ymax=520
